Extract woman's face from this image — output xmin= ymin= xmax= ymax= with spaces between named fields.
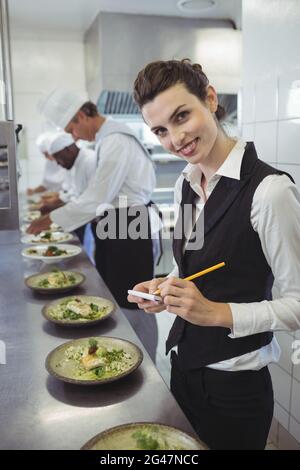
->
xmin=142 ymin=83 xmax=219 ymax=165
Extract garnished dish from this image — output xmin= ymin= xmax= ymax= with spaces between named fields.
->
xmin=28 ymin=203 xmax=42 ymax=211
xmin=21 ymin=231 xmax=73 ymax=244
xmin=21 ymin=244 xmax=82 ymax=263
xmin=26 ymin=194 xmax=43 ymax=204
xmin=25 ymin=270 xmax=85 ymax=294
xmin=21 ymin=222 xmax=63 ymax=233
xmin=81 ymin=423 xmax=204 ymax=450
xmin=46 ymin=337 xmax=143 ymax=384
xmin=25 ymin=245 xmax=67 ymax=256
xmin=23 ymin=210 xmax=41 ymax=222
xmin=42 ymin=295 xmax=114 ymax=325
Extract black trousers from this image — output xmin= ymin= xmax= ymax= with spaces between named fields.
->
xmin=170 ymin=352 xmax=274 ymax=450
xmin=74 ymin=224 xmax=86 ymax=244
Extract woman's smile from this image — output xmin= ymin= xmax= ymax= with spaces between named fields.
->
xmin=176 ymin=137 xmax=200 ymax=158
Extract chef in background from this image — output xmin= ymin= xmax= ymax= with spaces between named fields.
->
xmin=27 ymin=131 xmax=67 ymax=196
xmin=38 ymin=131 xmax=97 ymax=243
xmin=27 ymin=89 xmax=158 ymax=362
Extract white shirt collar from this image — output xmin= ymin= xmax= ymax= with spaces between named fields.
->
xmin=95 ymin=117 xmax=111 ymax=142
xmin=182 ymin=139 xmax=247 ymax=184
xmin=73 ymin=147 xmax=83 ymax=166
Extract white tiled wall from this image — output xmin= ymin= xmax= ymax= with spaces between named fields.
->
xmin=277 ymin=120 xmax=300 ymax=165
xmin=11 ymin=32 xmax=87 ymax=192
xmin=289 ymin=417 xmax=300 ymax=443
xmin=241 ymin=123 xmax=255 ymax=142
xmin=273 ymin=402 xmax=290 ymax=430
xmin=275 ymin=332 xmax=295 ymax=375
xmin=255 ymin=77 xmax=278 ymax=123
xmin=278 ymin=69 xmax=300 ymax=120
xmin=293 ymin=362 xmax=300 ymax=384
xmin=242 ymin=0 xmax=300 ymax=443
xmin=253 ymin=121 xmax=278 ymax=164
xmin=291 ymin=379 xmax=300 ymax=422
xmin=269 ymin=364 xmax=292 ymax=412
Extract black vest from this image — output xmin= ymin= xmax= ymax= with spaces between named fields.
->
xmin=166 ymin=142 xmax=293 ymax=370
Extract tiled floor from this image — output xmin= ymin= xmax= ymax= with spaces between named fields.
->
xmin=265 ymin=442 xmax=278 ymax=450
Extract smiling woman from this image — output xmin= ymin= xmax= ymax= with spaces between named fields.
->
xmin=134 ymin=60 xmax=231 ymax=179
xmin=128 ymin=58 xmax=300 ymax=450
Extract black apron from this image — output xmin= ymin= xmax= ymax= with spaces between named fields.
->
xmin=91 ymin=204 xmax=154 ymax=309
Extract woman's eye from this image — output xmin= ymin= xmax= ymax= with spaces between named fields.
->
xmin=177 ymin=111 xmax=188 ymax=121
xmin=155 ymin=128 xmax=167 ymax=137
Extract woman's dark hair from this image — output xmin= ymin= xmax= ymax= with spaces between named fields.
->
xmin=133 ymin=59 xmax=226 ymax=121
xmin=79 ymin=101 xmax=98 ymax=117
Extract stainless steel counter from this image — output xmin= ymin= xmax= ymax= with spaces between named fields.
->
xmin=0 ymin=230 xmax=204 ymax=450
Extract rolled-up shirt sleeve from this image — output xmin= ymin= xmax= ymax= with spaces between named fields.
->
xmin=51 ymin=135 xmax=131 ymax=231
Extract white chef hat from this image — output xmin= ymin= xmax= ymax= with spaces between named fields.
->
xmin=36 ymin=132 xmax=56 ymax=154
xmin=48 ymin=132 xmax=74 ymax=155
xmin=38 ymin=88 xmax=88 ymax=129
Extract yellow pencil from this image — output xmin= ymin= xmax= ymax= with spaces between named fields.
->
xmin=153 ymin=261 xmax=225 ymax=295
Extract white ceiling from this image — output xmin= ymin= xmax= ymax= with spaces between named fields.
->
xmin=8 ymin=0 xmax=242 ymax=36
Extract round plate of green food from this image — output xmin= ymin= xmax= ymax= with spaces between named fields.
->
xmin=45 ymin=336 xmax=143 ymax=385
xmin=81 ymin=422 xmax=205 ymax=450
xmin=42 ymin=295 xmax=114 ymax=326
xmin=21 ymin=244 xmax=82 ymax=264
xmin=25 ymin=270 xmax=85 ymax=294
xmin=21 ymin=231 xmax=73 ymax=244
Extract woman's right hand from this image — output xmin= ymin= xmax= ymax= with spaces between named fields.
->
xmin=127 ymin=277 xmax=166 ymax=313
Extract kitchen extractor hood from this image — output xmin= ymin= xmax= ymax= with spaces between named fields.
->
xmin=97 ymin=90 xmax=140 ymax=115
xmin=97 ymin=89 xmax=237 ymax=122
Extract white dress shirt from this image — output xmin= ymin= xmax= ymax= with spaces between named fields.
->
xmin=41 ymin=159 xmax=67 ymax=191
xmin=51 ymin=120 xmax=156 ymax=231
xmin=59 ymin=148 xmax=97 ymax=203
xmin=169 ymin=139 xmax=300 ymax=371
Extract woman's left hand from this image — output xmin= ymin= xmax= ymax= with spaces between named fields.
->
xmin=158 ymin=277 xmax=233 ymax=328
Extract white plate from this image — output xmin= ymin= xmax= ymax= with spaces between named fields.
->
xmin=22 ymin=211 xmax=41 ymax=222
xmin=21 ymin=231 xmax=73 ymax=244
xmin=21 ymin=244 xmax=82 ymax=264
xmin=21 ymin=222 xmax=63 ymax=234
xmin=27 ymin=203 xmax=42 ymax=211
xmin=26 ymin=194 xmax=43 ymax=204
xmin=127 ymin=289 xmax=162 ymax=302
